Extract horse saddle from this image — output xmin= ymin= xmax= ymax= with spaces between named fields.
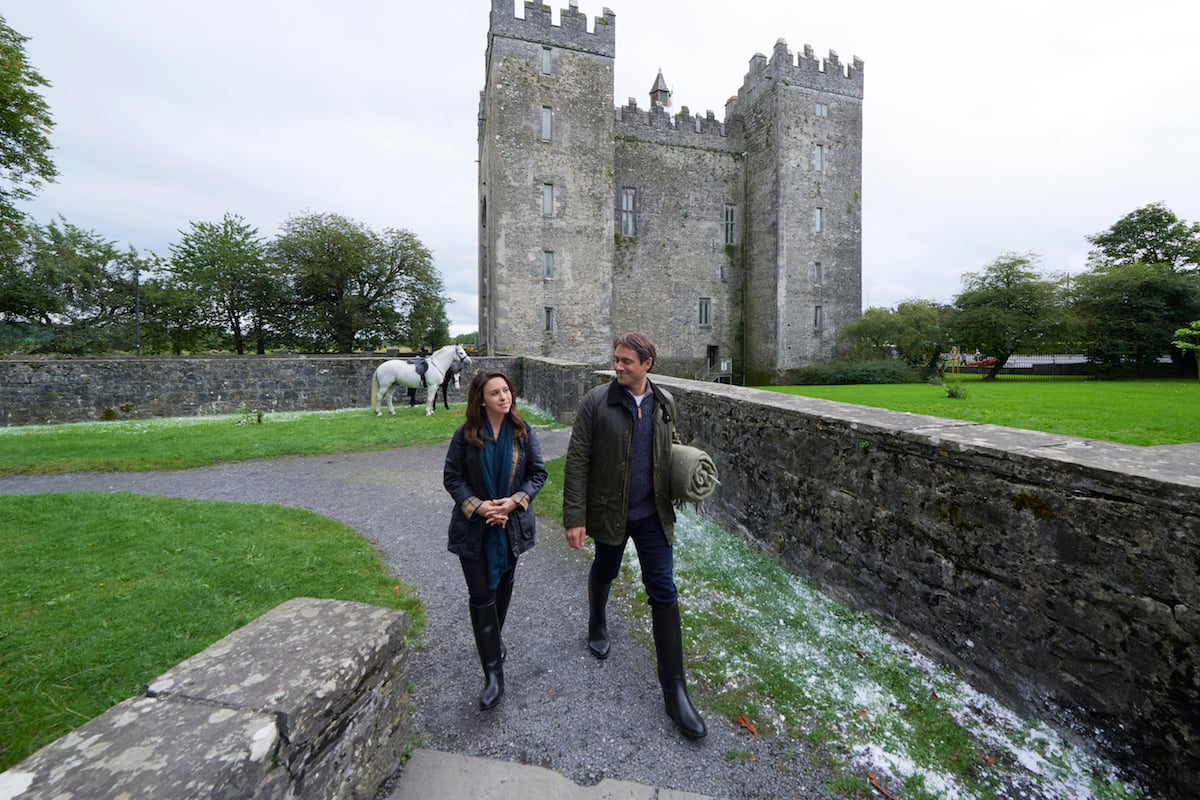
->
xmin=411 ymin=357 xmax=429 ymax=388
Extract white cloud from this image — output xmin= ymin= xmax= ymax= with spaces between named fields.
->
xmin=6 ymin=0 xmax=1199 ymax=335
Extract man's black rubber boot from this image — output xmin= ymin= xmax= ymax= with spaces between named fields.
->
xmin=651 ymin=602 xmax=707 ymax=739
xmin=587 ymin=574 xmax=612 ymax=659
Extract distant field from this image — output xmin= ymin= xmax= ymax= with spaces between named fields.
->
xmin=757 ymin=377 xmax=1199 ymax=446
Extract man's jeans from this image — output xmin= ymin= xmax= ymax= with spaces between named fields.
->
xmin=591 ymin=514 xmax=677 ymax=607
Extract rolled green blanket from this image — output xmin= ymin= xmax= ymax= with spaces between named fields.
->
xmin=670 ymin=444 xmax=719 ymax=503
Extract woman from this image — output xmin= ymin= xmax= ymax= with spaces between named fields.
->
xmin=443 ymin=369 xmax=547 ymax=710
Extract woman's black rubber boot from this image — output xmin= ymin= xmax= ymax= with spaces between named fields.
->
xmin=469 ymin=601 xmax=505 ymax=710
xmin=495 ymin=574 xmax=515 ymax=663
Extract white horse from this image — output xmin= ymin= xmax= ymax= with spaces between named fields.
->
xmin=371 ymin=344 xmax=471 ymax=416
xmin=407 ymin=359 xmax=464 ymax=410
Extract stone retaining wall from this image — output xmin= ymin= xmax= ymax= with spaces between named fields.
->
xmin=1 ymin=598 xmax=411 ymax=800
xmin=638 ymin=375 xmax=1199 ymax=798
xmin=0 ymin=355 xmax=521 ymax=426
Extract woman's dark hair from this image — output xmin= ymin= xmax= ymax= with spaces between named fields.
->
xmin=463 ymin=370 xmax=527 ymax=447
xmin=613 ymin=332 xmax=656 ymax=368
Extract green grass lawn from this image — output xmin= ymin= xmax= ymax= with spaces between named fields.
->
xmin=757 ymin=377 xmax=1200 ymax=446
xmin=0 ymin=492 xmax=423 ymax=771
xmin=0 ymin=407 xmax=472 ymax=476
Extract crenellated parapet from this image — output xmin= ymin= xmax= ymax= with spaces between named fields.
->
xmin=614 ymin=97 xmax=735 ymax=139
xmin=489 ymin=0 xmax=615 ymax=58
xmin=732 ymin=37 xmax=864 ymax=108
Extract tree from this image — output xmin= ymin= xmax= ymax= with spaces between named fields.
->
xmin=1 ymin=217 xmax=142 ymax=353
xmin=1071 ymin=263 xmax=1200 ymax=371
xmin=375 ymin=226 xmax=446 ymax=349
xmin=136 ymin=275 xmax=208 ymax=355
xmin=408 ymin=299 xmax=450 ymax=350
xmin=169 ymin=213 xmax=274 ymax=354
xmin=891 ymin=300 xmax=953 ymax=374
xmin=952 ymin=253 xmax=1063 ymax=380
xmin=1173 ymin=321 xmax=1200 ymax=382
xmin=839 ymin=306 xmax=898 ymax=361
xmin=1086 ymin=203 xmax=1200 ymax=272
xmin=0 ymin=16 xmax=57 ymax=248
xmin=839 ymin=301 xmax=952 ymax=375
xmin=273 ymin=213 xmax=446 ymax=353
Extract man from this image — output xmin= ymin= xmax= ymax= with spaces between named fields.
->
xmin=563 ymin=332 xmax=706 ymax=739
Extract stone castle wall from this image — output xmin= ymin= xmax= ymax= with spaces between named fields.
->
xmin=479 ymin=0 xmax=615 ymax=364
xmin=611 ymin=113 xmax=742 ymax=376
xmin=479 ymin=1 xmax=864 ymax=379
xmin=0 ymin=355 xmax=518 ymax=427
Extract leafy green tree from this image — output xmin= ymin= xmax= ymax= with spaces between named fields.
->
xmin=891 ymin=300 xmax=953 ymax=374
xmin=452 ymin=330 xmax=479 ymax=347
xmin=169 ymin=213 xmax=275 ymax=354
xmin=410 ymin=301 xmax=450 ymax=350
xmin=1071 ymin=263 xmax=1200 ymax=370
xmin=952 ymin=253 xmax=1063 ymax=380
xmin=273 ymin=213 xmax=445 ymax=353
xmin=1086 ymin=203 xmax=1200 ymax=272
xmin=0 ymin=16 xmax=57 ymax=249
xmin=840 ymin=301 xmax=953 ymax=375
xmin=839 ymin=306 xmax=897 ymax=361
xmin=137 ymin=275 xmax=217 ymax=355
xmin=1174 ymin=321 xmax=1200 ymax=382
xmin=1 ymin=217 xmax=142 ymax=353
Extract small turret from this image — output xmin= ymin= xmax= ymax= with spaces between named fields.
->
xmin=650 ymin=69 xmax=670 ymax=109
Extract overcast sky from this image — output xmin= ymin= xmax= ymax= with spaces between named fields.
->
xmin=6 ymin=0 xmax=1198 ymax=335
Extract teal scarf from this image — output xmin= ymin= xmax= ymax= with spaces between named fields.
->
xmin=480 ymin=417 xmax=514 ymax=589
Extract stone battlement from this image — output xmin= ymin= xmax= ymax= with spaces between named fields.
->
xmin=489 ymin=0 xmax=615 ymax=58
xmin=732 ymin=38 xmax=865 ymax=111
xmin=613 ymin=98 xmax=741 ymax=143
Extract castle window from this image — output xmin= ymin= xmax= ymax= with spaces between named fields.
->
xmin=541 ymin=47 xmax=551 ymax=74
xmin=542 ymin=183 xmax=554 ymax=216
xmin=620 ymin=187 xmax=636 ymax=236
xmin=724 ymin=204 xmax=736 ymax=245
xmin=814 ymin=144 xmax=824 ymax=173
xmin=813 ymin=261 xmax=824 ymax=285
xmin=813 ymin=304 xmax=824 ymax=329
xmin=544 ymin=306 xmax=556 ymax=333
xmin=543 ymin=250 xmax=555 ymax=279
xmin=814 ymin=207 xmax=824 ymax=233
xmin=815 ymin=102 xmax=828 ymax=118
xmin=541 ymin=107 xmax=552 ymax=141
xmin=698 ymin=297 xmax=712 ymax=327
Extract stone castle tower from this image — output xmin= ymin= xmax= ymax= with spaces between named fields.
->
xmin=478 ymin=0 xmax=863 ymax=381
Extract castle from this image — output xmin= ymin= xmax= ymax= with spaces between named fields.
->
xmin=477 ymin=0 xmax=863 ymax=381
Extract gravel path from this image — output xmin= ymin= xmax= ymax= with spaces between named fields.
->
xmin=0 ymin=428 xmax=840 ymax=799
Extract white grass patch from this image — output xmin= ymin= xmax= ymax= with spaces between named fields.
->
xmin=671 ymin=509 xmax=1145 ymax=800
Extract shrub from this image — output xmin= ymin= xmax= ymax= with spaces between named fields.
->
xmin=779 ymin=359 xmax=921 ymax=386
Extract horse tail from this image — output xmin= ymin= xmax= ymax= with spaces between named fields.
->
xmin=370 ymin=371 xmax=380 ymax=412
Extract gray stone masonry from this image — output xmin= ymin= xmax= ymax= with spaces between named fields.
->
xmin=2 ymin=598 xmax=411 ymax=800
xmin=0 ymin=356 xmax=518 ymax=426
xmin=651 ymin=376 xmax=1199 ymax=798
xmin=478 ymin=1 xmax=864 ymax=379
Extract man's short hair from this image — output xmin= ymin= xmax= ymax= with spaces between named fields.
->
xmin=613 ymin=332 xmax=656 ymax=367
